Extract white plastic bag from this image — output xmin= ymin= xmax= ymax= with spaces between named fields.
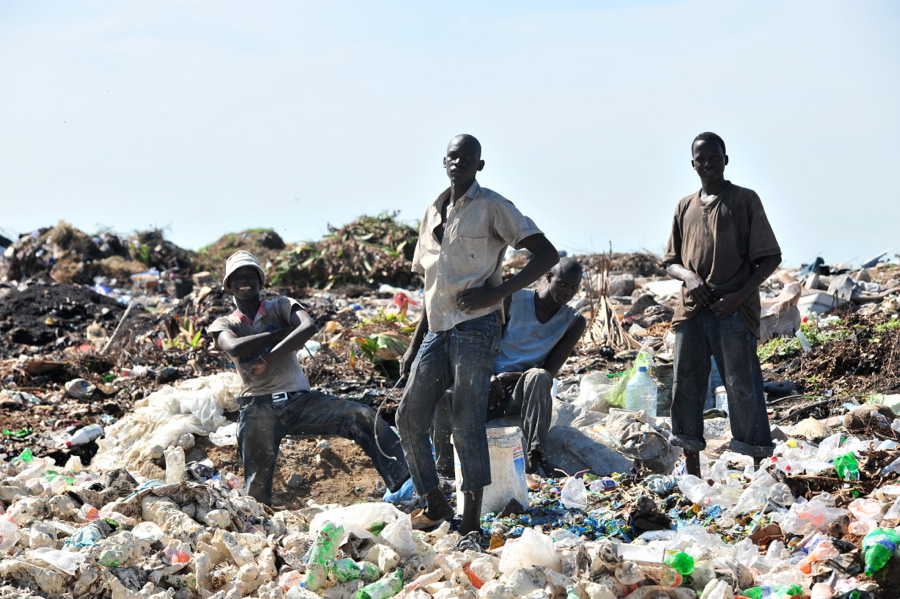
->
xmin=498 ymin=527 xmax=561 ymax=574
xmin=209 ymin=422 xmax=239 ymax=447
xmin=560 ymin=477 xmax=587 ymax=510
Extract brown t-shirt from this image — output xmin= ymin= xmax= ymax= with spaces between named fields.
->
xmin=663 ymin=182 xmax=781 ymax=338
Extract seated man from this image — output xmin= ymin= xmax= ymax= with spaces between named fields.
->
xmin=208 ymin=250 xmax=410 ymax=504
xmin=434 ymin=257 xmax=586 ymax=475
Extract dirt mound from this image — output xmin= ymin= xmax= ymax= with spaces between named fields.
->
xmin=576 ymin=251 xmax=667 ymax=278
xmin=192 ymin=229 xmax=289 ymax=285
xmin=271 ymin=212 xmax=420 ymax=289
xmin=762 ymin=310 xmax=900 ymax=397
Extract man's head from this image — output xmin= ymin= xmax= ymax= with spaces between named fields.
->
xmin=691 ymin=132 xmax=728 ymax=184
xmin=546 ymin=257 xmax=583 ymax=306
xmin=443 ymin=134 xmax=484 ymax=188
xmin=223 ymin=250 xmax=266 ymax=296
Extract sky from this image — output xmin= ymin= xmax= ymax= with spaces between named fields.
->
xmin=1 ymin=0 xmax=898 ymax=269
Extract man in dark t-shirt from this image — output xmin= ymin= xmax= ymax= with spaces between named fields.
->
xmin=663 ymin=132 xmax=781 ymax=476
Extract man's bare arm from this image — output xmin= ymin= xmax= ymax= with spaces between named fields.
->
xmin=666 ymin=263 xmax=714 ymax=306
xmin=540 ymin=315 xmax=586 ymax=377
xmin=400 ymin=304 xmax=429 ymax=379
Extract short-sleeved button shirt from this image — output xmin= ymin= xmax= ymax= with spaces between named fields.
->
xmin=663 ymin=182 xmax=781 ymax=338
xmin=208 ymin=296 xmax=311 ymax=396
xmin=413 ymin=180 xmax=543 ymax=332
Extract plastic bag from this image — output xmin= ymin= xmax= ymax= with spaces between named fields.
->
xmin=560 ymin=477 xmax=587 ymax=510
xmin=380 ymin=512 xmax=417 ymax=555
xmin=209 ymin=422 xmax=239 ymax=447
xmin=498 ymin=527 xmax=561 ymax=574
xmin=309 ymin=502 xmax=403 ymax=543
xmin=575 ymin=373 xmax=615 ymax=412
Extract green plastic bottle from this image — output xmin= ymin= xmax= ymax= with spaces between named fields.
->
xmin=862 ymin=527 xmax=900 ymax=576
xmin=355 ymin=569 xmax=403 ymax=599
xmin=743 ymin=584 xmax=803 ymax=599
xmin=664 ymin=551 xmax=694 ymax=576
xmin=304 ymin=521 xmax=345 ymax=591
xmin=833 ymin=452 xmax=859 ymax=481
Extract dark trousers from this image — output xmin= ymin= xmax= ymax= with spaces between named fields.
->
xmin=397 ymin=313 xmax=501 ymax=494
xmin=433 ymin=367 xmax=553 ymax=472
xmin=671 ymin=307 xmax=775 ymax=458
xmin=237 ymin=390 xmax=410 ymax=504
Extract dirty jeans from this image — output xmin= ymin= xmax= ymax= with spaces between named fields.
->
xmin=433 ymin=367 xmax=553 ymax=471
xmin=237 ymin=390 xmax=410 ymax=505
xmin=671 ymin=307 xmax=775 ymax=458
xmin=397 ymin=312 xmax=501 ymax=494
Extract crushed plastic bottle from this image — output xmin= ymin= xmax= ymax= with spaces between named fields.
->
xmin=329 ymin=558 xmax=380 ymax=584
xmin=834 ymin=452 xmax=860 ymax=481
xmin=664 ymin=551 xmax=695 ymax=576
xmin=614 ymin=561 xmax=644 ymax=585
xmin=355 ymin=568 xmax=403 ymax=599
xmin=0 ymin=520 xmax=20 ymax=552
xmin=164 ymin=445 xmax=186 ymax=484
xmin=862 ymin=527 xmax=900 ymax=576
xmin=810 ymin=583 xmax=834 ymax=599
xmin=743 ymin=584 xmax=803 ymax=599
xmin=304 ymin=521 xmax=344 ymax=591
xmin=798 ymin=538 xmax=839 ymax=574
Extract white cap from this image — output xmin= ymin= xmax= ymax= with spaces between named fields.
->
xmin=223 ymin=250 xmax=266 ymax=293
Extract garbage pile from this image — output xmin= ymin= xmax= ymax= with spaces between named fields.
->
xmin=2 ymin=381 xmax=900 ymax=599
xmin=4 ymin=220 xmax=900 ymax=598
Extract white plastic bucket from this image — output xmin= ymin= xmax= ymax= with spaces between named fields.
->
xmin=453 ymin=425 xmax=530 ymax=516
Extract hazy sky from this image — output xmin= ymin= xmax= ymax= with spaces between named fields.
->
xmin=2 ymin=1 xmax=898 ymax=269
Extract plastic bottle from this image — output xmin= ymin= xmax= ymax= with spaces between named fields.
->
xmin=588 ymin=478 xmax=618 ymax=492
xmin=833 ymin=452 xmax=859 ymax=481
xmin=614 ymin=561 xmax=644 ymax=585
xmin=640 ymin=563 xmax=682 ymax=586
xmin=810 ymin=584 xmax=833 ymax=599
xmin=664 ymin=551 xmax=695 ymax=576
xmin=304 ymin=521 xmax=344 ymax=591
xmin=715 ymin=386 xmax=728 ymax=412
xmin=355 ymin=568 xmax=403 ymax=599
xmin=798 ymin=539 xmax=839 ymax=574
xmin=164 ymin=446 xmax=186 ymax=484
xmin=626 ymin=366 xmax=658 ymax=416
xmin=0 ymin=520 xmax=20 ymax=552
xmin=66 ymin=424 xmax=103 ymax=447
xmin=330 ymin=558 xmax=380 ymax=584
xmin=861 ymin=527 xmax=900 ymax=576
xmin=743 ymin=584 xmax=803 ymax=599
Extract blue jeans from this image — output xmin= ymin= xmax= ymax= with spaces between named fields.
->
xmin=397 ymin=312 xmax=501 ymax=493
xmin=237 ymin=390 xmax=410 ymax=505
xmin=671 ymin=307 xmax=774 ymax=458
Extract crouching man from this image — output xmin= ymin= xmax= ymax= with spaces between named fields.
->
xmin=434 ymin=257 xmax=586 ymax=476
xmin=208 ymin=250 xmax=410 ymax=504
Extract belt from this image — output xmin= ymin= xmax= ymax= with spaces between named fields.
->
xmin=238 ymin=391 xmax=291 ymax=407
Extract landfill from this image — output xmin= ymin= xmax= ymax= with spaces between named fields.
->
xmin=2 ymin=221 xmax=900 ymax=599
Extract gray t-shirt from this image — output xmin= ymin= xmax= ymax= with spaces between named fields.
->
xmin=208 ymin=296 xmax=311 ymax=396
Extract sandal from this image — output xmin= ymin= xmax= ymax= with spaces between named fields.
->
xmin=410 ymin=508 xmax=451 ymax=531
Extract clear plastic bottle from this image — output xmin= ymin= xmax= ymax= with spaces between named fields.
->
xmin=626 ymin=366 xmax=658 ymax=417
